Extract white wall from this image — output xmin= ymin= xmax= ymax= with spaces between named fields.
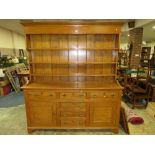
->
xmin=12 ymin=32 xmax=25 ymax=49
xmin=0 ymin=26 xmax=26 ymax=56
xmin=120 ymin=43 xmax=128 ymax=50
xmin=0 ymin=27 xmax=13 ymax=48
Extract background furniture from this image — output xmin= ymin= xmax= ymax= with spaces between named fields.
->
xmin=22 ymin=21 xmax=123 ymax=134
xmin=140 ymin=47 xmax=151 ymax=67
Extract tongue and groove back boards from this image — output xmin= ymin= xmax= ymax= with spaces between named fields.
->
xmin=27 ymin=34 xmax=119 ymax=82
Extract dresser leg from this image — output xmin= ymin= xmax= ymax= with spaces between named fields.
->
xmin=111 ymin=128 xmax=119 ymax=134
xmin=27 ymin=128 xmax=33 ymax=134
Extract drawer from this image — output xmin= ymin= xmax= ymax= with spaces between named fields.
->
xmin=60 ymin=92 xmax=73 ymax=99
xmin=28 ymin=101 xmax=52 ymax=107
xmin=74 ymin=92 xmax=86 ymax=98
xmin=89 ymin=91 xmax=118 ymax=98
xmin=60 ymin=102 xmax=86 ymax=109
xmin=90 ymin=92 xmax=103 ymax=98
xmin=104 ymin=91 xmax=118 ymax=98
xmin=27 ymin=91 xmax=57 ymax=101
xmin=60 ymin=92 xmax=86 ymax=99
xmin=28 ymin=91 xmax=42 ymax=96
xmin=60 ymin=118 xmax=86 ymax=127
xmin=60 ymin=111 xmax=86 ymax=117
xmin=27 ymin=91 xmax=56 ymax=97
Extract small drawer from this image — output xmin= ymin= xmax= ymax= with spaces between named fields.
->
xmin=28 ymin=101 xmax=51 ymax=107
xmin=60 ymin=102 xmax=85 ymax=108
xmin=42 ymin=92 xmax=56 ymax=98
xmin=28 ymin=91 xmax=42 ymax=96
xmin=74 ymin=92 xmax=86 ymax=98
xmin=90 ymin=92 xmax=103 ymax=98
xmin=90 ymin=91 xmax=118 ymax=98
xmin=60 ymin=92 xmax=73 ymax=99
xmin=104 ymin=91 xmax=118 ymax=98
xmin=60 ymin=111 xmax=86 ymax=117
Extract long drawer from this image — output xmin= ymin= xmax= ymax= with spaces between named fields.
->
xmin=60 ymin=102 xmax=86 ymax=111
xmin=60 ymin=117 xmax=86 ymax=127
xmin=60 ymin=111 xmax=86 ymax=117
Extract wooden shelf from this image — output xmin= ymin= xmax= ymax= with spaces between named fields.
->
xmin=31 ymin=73 xmax=116 ymax=77
xmin=27 ymin=48 xmax=119 ymax=51
xmin=29 ymin=62 xmax=117 ymax=65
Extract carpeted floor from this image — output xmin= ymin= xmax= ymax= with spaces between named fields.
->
xmin=0 ymin=91 xmax=24 ymax=108
xmin=0 ymin=92 xmax=155 ymax=135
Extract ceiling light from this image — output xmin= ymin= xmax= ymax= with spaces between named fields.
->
xmin=152 ymin=26 xmax=155 ymax=29
xmin=128 ymin=34 xmax=130 ymax=37
xmin=142 ymin=41 xmax=146 ymax=45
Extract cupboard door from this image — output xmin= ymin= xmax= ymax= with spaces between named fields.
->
xmin=89 ymin=101 xmax=116 ymax=127
xmin=28 ymin=104 xmax=56 ymax=126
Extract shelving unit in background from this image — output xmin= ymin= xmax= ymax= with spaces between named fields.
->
xmin=140 ymin=47 xmax=151 ymax=67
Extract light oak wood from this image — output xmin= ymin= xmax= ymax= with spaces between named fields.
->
xmin=22 ymin=21 xmax=123 ymax=134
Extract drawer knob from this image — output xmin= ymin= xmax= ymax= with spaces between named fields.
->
xmin=93 ymin=94 xmax=97 ymax=97
xmin=63 ymin=94 xmax=66 ymax=96
xmin=111 ymin=93 xmax=115 ymax=97
xmin=49 ymin=94 xmax=53 ymax=96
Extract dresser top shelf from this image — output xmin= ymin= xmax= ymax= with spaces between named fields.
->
xmin=22 ymin=81 xmax=122 ymax=90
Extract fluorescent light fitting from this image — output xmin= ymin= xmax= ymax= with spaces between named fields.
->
xmin=152 ymin=26 xmax=155 ymax=29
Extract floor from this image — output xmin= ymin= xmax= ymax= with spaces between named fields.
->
xmin=0 ymin=92 xmax=155 ymax=135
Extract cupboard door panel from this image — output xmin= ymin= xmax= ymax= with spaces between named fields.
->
xmin=28 ymin=106 xmax=56 ymax=126
xmin=90 ymin=102 xmax=116 ymax=126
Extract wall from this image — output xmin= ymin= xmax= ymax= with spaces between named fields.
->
xmin=120 ymin=43 xmax=128 ymax=49
xmin=0 ymin=27 xmax=26 ymax=56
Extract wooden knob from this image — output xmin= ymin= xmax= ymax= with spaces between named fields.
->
xmin=111 ymin=93 xmax=115 ymax=97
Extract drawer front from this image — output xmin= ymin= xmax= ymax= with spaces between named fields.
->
xmin=27 ymin=91 xmax=57 ymax=101
xmin=74 ymin=92 xmax=86 ymax=98
xmin=60 ymin=102 xmax=86 ymax=109
xmin=60 ymin=111 xmax=86 ymax=117
xmin=89 ymin=91 xmax=118 ymax=98
xmin=90 ymin=92 xmax=103 ymax=98
xmin=104 ymin=91 xmax=118 ymax=98
xmin=60 ymin=92 xmax=73 ymax=99
xmin=60 ymin=118 xmax=86 ymax=127
xmin=27 ymin=91 xmax=56 ymax=98
xmin=60 ymin=92 xmax=86 ymax=99
xmin=28 ymin=101 xmax=52 ymax=107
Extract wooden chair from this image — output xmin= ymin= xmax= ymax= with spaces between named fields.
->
xmin=124 ymin=82 xmax=152 ymax=109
